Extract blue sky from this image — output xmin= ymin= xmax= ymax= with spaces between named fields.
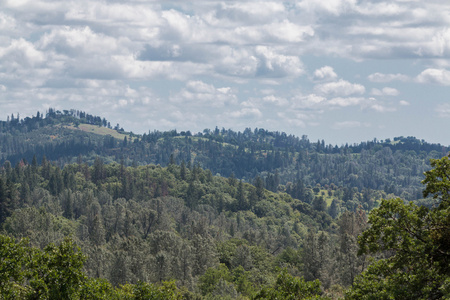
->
xmin=1 ymin=0 xmax=449 ymax=145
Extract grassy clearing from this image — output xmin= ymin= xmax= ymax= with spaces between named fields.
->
xmin=315 ymin=189 xmax=335 ymax=207
xmin=171 ymin=136 xmax=239 ymax=149
xmin=64 ymin=124 xmax=135 ymax=141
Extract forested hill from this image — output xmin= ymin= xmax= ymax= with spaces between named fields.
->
xmin=1 ymin=109 xmax=448 ymax=202
xmin=1 ymin=109 xmax=449 ymax=299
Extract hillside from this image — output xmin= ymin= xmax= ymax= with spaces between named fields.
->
xmin=1 ymin=109 xmax=448 ymax=203
xmin=0 ymin=155 xmax=356 ymax=298
xmin=0 ymin=109 xmax=449 ymax=299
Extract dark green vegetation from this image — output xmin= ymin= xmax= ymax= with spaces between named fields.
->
xmin=0 ymin=155 xmax=355 ymax=298
xmin=0 ymin=110 xmax=449 ymax=299
xmin=347 ymin=155 xmax=450 ymax=299
xmin=1 ymin=109 xmax=448 ymax=203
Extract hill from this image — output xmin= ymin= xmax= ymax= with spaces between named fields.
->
xmin=0 ymin=109 xmax=449 ymax=298
xmin=1 ymin=109 xmax=448 ymax=203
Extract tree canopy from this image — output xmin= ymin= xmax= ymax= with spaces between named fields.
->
xmin=347 ymin=155 xmax=450 ymax=299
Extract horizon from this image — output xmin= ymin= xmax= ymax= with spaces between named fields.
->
xmin=1 ymin=109 xmax=448 ymax=148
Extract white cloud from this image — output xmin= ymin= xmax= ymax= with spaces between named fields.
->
xmin=0 ymin=38 xmax=45 ymax=68
xmin=170 ymin=80 xmax=237 ymax=108
xmin=328 ymin=97 xmax=365 ymax=107
xmin=368 ymin=73 xmax=409 ymax=83
xmin=370 ymin=103 xmax=396 ymax=113
xmin=416 ymin=68 xmax=450 ymax=85
xmin=399 ymin=100 xmax=410 ymax=106
xmin=297 ymin=0 xmax=358 ymax=16
xmin=39 ymin=26 xmax=122 ymax=57
xmin=371 ymin=87 xmax=399 ymax=96
xmin=292 ymin=94 xmax=326 ymax=109
xmin=229 ymin=108 xmax=262 ymax=118
xmin=315 ymin=79 xmax=365 ymax=96
xmin=261 ymin=21 xmax=314 ymax=43
xmin=254 ymin=46 xmax=304 ymax=77
xmin=217 ymin=2 xmax=286 ymax=23
xmin=262 ymin=95 xmax=289 ymax=106
xmin=313 ymin=66 xmax=337 ymax=81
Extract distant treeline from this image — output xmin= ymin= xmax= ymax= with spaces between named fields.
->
xmin=1 ymin=109 xmax=448 ymax=201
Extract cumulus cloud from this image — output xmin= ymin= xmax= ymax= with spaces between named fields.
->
xmin=0 ymin=0 xmax=449 ymax=143
xmin=371 ymin=87 xmax=399 ymax=96
xmin=254 ymin=46 xmax=304 ymax=77
xmin=369 ymin=103 xmax=396 ymax=113
xmin=216 ymin=2 xmax=286 ymax=23
xmin=328 ymin=97 xmax=365 ymax=107
xmin=313 ymin=66 xmax=337 ymax=81
xmin=399 ymin=100 xmax=410 ymax=106
xmin=292 ymin=94 xmax=326 ymax=109
xmin=229 ymin=108 xmax=262 ymax=119
xmin=261 ymin=95 xmax=289 ymax=106
xmin=368 ymin=73 xmax=409 ymax=82
xmin=170 ymin=80 xmax=237 ymax=107
xmin=39 ymin=26 xmax=122 ymax=57
xmin=315 ymin=79 xmax=365 ymax=96
xmin=416 ymin=68 xmax=450 ymax=85
xmin=0 ymin=38 xmax=45 ymax=68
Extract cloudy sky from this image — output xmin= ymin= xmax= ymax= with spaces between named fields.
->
xmin=1 ymin=0 xmax=450 ymax=145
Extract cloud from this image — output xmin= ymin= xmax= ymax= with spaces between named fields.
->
xmin=436 ymin=103 xmax=450 ymax=118
xmin=315 ymin=79 xmax=365 ymax=96
xmin=0 ymin=38 xmax=45 ymax=68
xmin=328 ymin=97 xmax=365 ymax=107
xmin=39 ymin=26 xmax=122 ymax=57
xmin=368 ymin=73 xmax=409 ymax=82
xmin=416 ymin=68 xmax=450 ymax=85
xmin=216 ymin=2 xmax=286 ymax=23
xmin=292 ymin=94 xmax=326 ymax=109
xmin=369 ymin=103 xmax=396 ymax=113
xmin=313 ymin=66 xmax=337 ymax=81
xmin=213 ymin=46 xmax=304 ymax=78
xmin=261 ymin=95 xmax=289 ymax=106
xmin=297 ymin=0 xmax=358 ymax=16
xmin=399 ymin=100 xmax=410 ymax=106
xmin=254 ymin=46 xmax=304 ymax=77
xmin=371 ymin=87 xmax=399 ymax=96
xmin=229 ymin=108 xmax=262 ymax=119
xmin=170 ymin=80 xmax=237 ymax=108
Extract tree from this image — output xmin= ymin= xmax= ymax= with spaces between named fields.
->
xmin=347 ymin=155 xmax=450 ymax=299
xmin=254 ymin=269 xmax=326 ymax=299
xmin=0 ymin=235 xmax=86 ymax=299
xmin=236 ymin=180 xmax=248 ymax=211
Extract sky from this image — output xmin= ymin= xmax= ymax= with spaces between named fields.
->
xmin=1 ymin=0 xmax=450 ymax=146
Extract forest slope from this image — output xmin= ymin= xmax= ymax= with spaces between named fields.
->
xmin=1 ymin=109 xmax=448 ymax=202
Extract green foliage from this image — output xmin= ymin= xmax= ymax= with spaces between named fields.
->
xmin=4 ymin=134 xmax=445 ymax=298
xmin=0 ymin=235 xmax=30 ymax=299
xmin=79 ymin=278 xmax=117 ymax=300
xmin=131 ymin=280 xmax=180 ymax=300
xmin=198 ymin=264 xmax=232 ymax=296
xmin=346 ymin=155 xmax=450 ymax=299
xmin=253 ymin=269 xmax=327 ymax=299
xmin=0 ymin=235 xmax=86 ymax=299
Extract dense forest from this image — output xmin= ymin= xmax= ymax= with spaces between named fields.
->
xmin=1 ymin=109 xmax=448 ymax=202
xmin=0 ymin=110 xmax=449 ymax=299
